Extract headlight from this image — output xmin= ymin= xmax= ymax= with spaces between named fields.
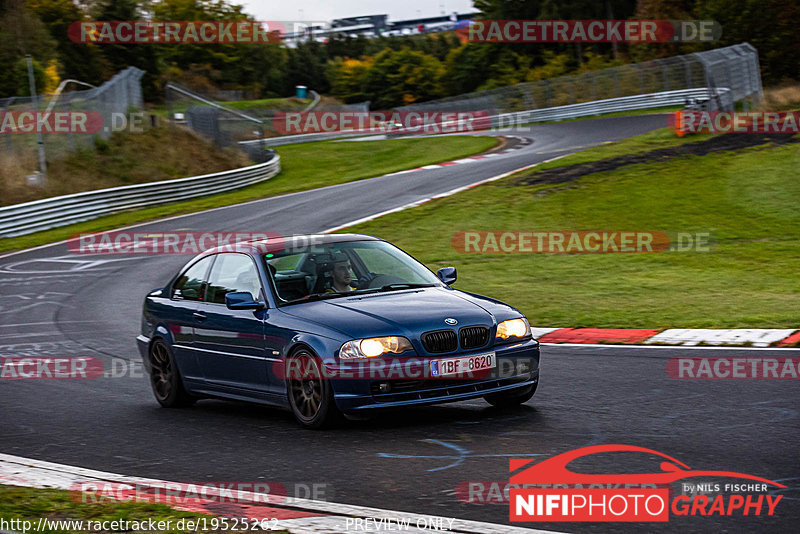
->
xmin=339 ymin=336 xmax=413 ymax=359
xmin=496 ymin=318 xmax=530 ymax=341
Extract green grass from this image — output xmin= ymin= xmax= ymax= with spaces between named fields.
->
xmin=0 ymin=135 xmax=498 ymax=253
xmin=0 ymin=485 xmax=290 ymax=534
xmin=147 ymin=96 xmax=310 ymax=118
xmin=224 ymin=97 xmax=310 ymax=110
xmin=344 ymin=129 xmax=800 ymax=328
xmin=529 ymin=127 xmax=717 ymax=170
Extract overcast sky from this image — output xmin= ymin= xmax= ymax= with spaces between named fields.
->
xmin=239 ymin=0 xmax=477 ymax=23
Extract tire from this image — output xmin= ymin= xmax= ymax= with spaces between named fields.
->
xmin=148 ymin=339 xmax=196 ymax=408
xmin=286 ymin=349 xmax=343 ymax=429
xmin=484 ymin=381 xmax=537 ymax=408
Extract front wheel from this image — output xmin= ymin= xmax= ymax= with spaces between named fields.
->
xmin=484 ymin=381 xmax=537 ymax=408
xmin=286 ymin=349 xmax=343 ymax=429
xmin=149 ymin=339 xmax=196 ymax=408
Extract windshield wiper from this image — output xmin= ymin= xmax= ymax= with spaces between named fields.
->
xmin=376 ymin=283 xmax=437 ymax=292
xmin=282 ymin=292 xmax=348 ymax=305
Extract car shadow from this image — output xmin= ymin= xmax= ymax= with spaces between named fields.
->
xmin=346 ymin=403 xmax=543 ymax=432
xmin=142 ymin=396 xmax=544 ymax=434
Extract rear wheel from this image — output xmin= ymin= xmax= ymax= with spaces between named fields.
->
xmin=286 ymin=349 xmax=343 ymax=429
xmin=484 ymin=381 xmax=537 ymax=408
xmin=149 ymin=339 xmax=196 ymax=407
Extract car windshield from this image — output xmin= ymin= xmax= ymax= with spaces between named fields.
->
xmin=263 ymin=240 xmax=443 ymax=305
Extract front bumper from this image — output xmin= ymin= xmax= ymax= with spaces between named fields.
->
xmin=331 ymin=338 xmax=540 ymax=412
xmin=136 ymin=335 xmax=151 ymax=374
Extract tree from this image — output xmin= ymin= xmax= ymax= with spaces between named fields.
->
xmin=0 ymin=0 xmax=56 ymax=96
xmin=91 ymin=0 xmax=161 ymax=101
xmin=28 ymin=0 xmax=103 ymax=86
xmin=442 ymin=43 xmax=530 ymax=95
xmin=327 ymin=57 xmax=372 ymax=103
xmin=694 ymin=0 xmax=800 ymax=83
xmin=362 ymin=48 xmax=444 ymax=108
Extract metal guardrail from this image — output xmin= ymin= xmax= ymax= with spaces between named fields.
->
xmin=305 ymin=90 xmax=321 ymax=110
xmin=240 ymin=87 xmax=727 ymax=147
xmin=240 ymin=130 xmax=382 ymax=146
xmin=0 ymin=153 xmax=280 ymax=238
xmin=494 ymin=87 xmax=729 ymax=125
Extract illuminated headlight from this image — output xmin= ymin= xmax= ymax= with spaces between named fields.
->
xmin=339 ymin=336 xmax=413 ymax=359
xmin=496 ymin=318 xmax=530 ymax=341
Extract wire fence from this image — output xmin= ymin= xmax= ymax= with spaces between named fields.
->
xmin=165 ymin=82 xmax=370 ymax=152
xmin=0 ymin=67 xmax=144 ymax=171
xmin=397 ymin=43 xmax=762 ymax=115
xmin=165 ymin=82 xmax=273 ymax=162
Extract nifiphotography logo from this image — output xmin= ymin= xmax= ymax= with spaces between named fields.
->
xmin=509 ymin=445 xmax=785 ymax=522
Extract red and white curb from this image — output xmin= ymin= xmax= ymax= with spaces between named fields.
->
xmin=0 ymin=454 xmax=561 ymax=534
xmin=384 ymin=136 xmax=532 ymax=177
xmin=531 ymin=327 xmax=800 ymax=347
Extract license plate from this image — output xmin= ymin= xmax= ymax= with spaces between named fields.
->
xmin=430 ymin=352 xmax=496 ymax=377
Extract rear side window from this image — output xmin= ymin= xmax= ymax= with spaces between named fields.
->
xmin=172 ymin=256 xmax=213 ymax=301
xmin=205 ymin=253 xmax=263 ymax=304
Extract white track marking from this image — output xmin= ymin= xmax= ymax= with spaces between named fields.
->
xmin=645 ymin=328 xmax=797 ymax=347
xmin=0 ymin=453 xmax=563 ymax=534
xmin=530 ymin=328 xmax=560 ymax=339
xmin=323 ymin=155 xmax=567 ymax=233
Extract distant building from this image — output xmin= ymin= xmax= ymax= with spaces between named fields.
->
xmin=331 ymin=14 xmax=389 ymax=31
xmin=282 ymin=11 xmax=477 ymax=46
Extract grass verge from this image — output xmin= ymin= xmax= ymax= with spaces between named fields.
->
xmin=1 ymin=126 xmax=251 ymax=207
xmin=344 ymin=129 xmax=800 ymax=328
xmin=0 ymin=484 xmax=289 ymax=534
xmin=0 ymin=135 xmax=498 ymax=253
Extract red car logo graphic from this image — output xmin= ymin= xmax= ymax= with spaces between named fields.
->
xmin=510 ymin=444 xmax=786 ymax=487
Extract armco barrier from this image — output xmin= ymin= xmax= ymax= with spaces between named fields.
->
xmin=241 ymin=87 xmax=727 ymax=147
xmin=493 ymin=87 xmax=730 ymax=125
xmin=0 ymin=152 xmax=280 ymax=238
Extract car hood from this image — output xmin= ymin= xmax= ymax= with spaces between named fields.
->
xmin=279 ymin=287 xmax=522 ymax=342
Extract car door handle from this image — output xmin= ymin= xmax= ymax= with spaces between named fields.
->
xmin=193 ymin=311 xmax=207 ymax=322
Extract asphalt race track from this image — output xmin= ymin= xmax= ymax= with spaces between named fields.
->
xmin=1 ymin=116 xmax=797 ymax=533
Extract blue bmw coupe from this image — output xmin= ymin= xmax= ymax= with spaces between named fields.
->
xmin=137 ymin=234 xmax=540 ymax=428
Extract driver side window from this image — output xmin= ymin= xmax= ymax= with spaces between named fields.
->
xmin=205 ymin=253 xmax=263 ymax=304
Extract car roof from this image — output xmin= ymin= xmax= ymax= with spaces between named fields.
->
xmin=200 ymin=233 xmax=383 ymax=256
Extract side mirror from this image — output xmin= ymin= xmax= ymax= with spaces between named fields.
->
xmin=437 ymin=267 xmax=457 ymax=285
xmin=225 ymin=291 xmax=264 ymax=310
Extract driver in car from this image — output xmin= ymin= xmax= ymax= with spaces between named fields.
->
xmin=326 ymin=254 xmax=355 ymax=293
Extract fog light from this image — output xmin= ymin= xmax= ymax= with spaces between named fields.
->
xmin=377 ymin=382 xmax=391 ymax=393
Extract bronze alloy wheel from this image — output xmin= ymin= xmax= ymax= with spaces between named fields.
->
xmin=286 ymin=349 xmax=342 ymax=429
xmin=149 ymin=339 xmax=195 ymax=407
xmin=150 ymin=340 xmax=173 ymax=402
